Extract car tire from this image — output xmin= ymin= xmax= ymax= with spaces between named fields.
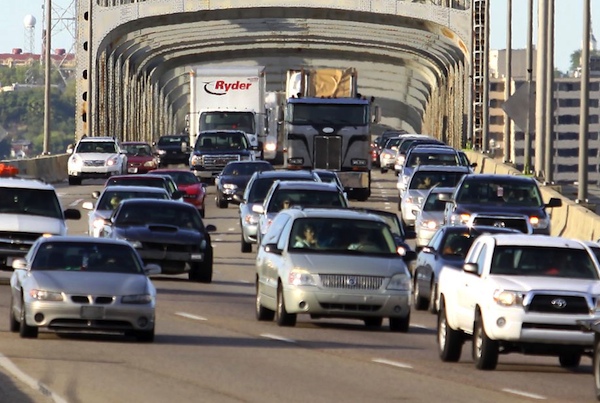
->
xmin=241 ymin=235 xmax=252 ymax=253
xmin=437 ymin=298 xmax=462 ymax=362
xmin=216 ymin=194 xmax=228 ymax=209
xmin=276 ymin=284 xmax=296 ymax=327
xmin=189 ymin=247 xmax=213 ymax=283
xmin=68 ymin=176 xmax=82 ymax=186
xmin=134 ymin=328 xmax=155 ymax=343
xmin=364 ymin=317 xmax=383 ymax=328
xmin=594 ymin=337 xmax=600 ymax=399
xmin=255 ymin=282 xmax=275 ymax=321
xmin=428 ymin=283 xmax=438 ymax=314
xmin=199 ymin=208 xmax=205 ymax=218
xmin=19 ymin=297 xmax=38 ymax=339
xmin=473 ymin=311 xmax=499 ymax=370
xmin=413 ymin=274 xmax=428 ymax=311
xmin=559 ymin=352 xmax=582 ymax=368
xmin=9 ymin=296 xmax=19 ymax=332
xmin=389 ymin=314 xmax=410 ymax=333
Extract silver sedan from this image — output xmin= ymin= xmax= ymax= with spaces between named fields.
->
xmin=9 ymin=236 xmax=160 ymax=341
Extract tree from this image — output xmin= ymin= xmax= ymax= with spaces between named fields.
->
xmin=570 ymin=49 xmax=582 ymax=73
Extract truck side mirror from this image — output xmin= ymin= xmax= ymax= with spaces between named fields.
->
xmin=373 ymin=105 xmax=381 ymax=124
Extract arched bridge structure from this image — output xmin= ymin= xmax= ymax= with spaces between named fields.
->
xmin=76 ymin=0 xmax=486 ymax=150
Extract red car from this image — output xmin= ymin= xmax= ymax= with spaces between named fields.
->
xmin=152 ymin=168 xmax=207 ymax=217
xmin=122 ymin=141 xmax=158 ymax=174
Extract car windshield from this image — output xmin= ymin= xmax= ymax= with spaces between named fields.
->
xmin=31 ymin=242 xmax=143 ymax=274
xmin=247 ymin=177 xmax=313 ymax=203
xmin=97 ymin=190 xmax=169 ymax=210
xmin=107 ymin=177 xmax=166 ymax=190
xmin=157 ymin=136 xmax=188 ymax=146
xmin=268 ymin=189 xmax=347 ymax=212
xmin=423 ymin=192 xmax=452 ymax=212
xmin=161 ymin=171 xmax=198 ymax=185
xmin=123 ymin=144 xmax=152 ymax=156
xmin=76 ymin=141 xmax=117 ymax=153
xmin=0 ymin=187 xmax=62 ymax=219
xmin=223 ymin=162 xmax=272 ymax=176
xmin=115 ymin=203 xmax=203 ymax=230
xmin=409 ymin=171 xmax=465 ymax=190
xmin=289 ymin=218 xmax=397 ymax=255
xmin=490 ymin=246 xmax=599 ymax=279
xmin=407 ymin=152 xmax=458 ymax=167
xmin=456 ymin=179 xmax=542 ymax=206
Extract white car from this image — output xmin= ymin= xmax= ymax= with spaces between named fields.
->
xmin=67 ymin=136 xmax=128 ymax=185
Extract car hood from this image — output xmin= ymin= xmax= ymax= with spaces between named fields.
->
xmin=127 ymin=156 xmax=155 ymax=163
xmin=114 ymin=225 xmax=203 ymax=244
xmin=2 ymin=214 xmax=66 ymax=235
xmin=488 ymin=276 xmax=600 ymax=294
xmin=456 ymin=203 xmax=546 ymax=217
xmin=290 ymin=254 xmax=408 ymax=276
xmin=29 ymin=271 xmax=152 ymax=296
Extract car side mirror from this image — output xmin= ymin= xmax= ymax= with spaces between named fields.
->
xmin=12 ymin=258 xmax=27 ymax=270
xmin=232 ymin=194 xmax=245 ymax=204
xmin=92 ymin=190 xmax=101 ymax=199
xmin=545 ymin=197 xmax=562 ymax=208
xmin=144 ymin=263 xmax=161 ymax=276
xmin=172 ymin=190 xmax=184 ymax=200
xmin=463 ymin=262 xmax=478 ymax=274
xmin=64 ymin=209 xmax=82 ymax=220
xmin=264 ymin=243 xmax=282 ymax=255
xmin=403 ymin=250 xmax=417 ymax=264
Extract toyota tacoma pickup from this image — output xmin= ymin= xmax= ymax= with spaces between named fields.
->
xmin=437 ymin=233 xmax=600 ymax=370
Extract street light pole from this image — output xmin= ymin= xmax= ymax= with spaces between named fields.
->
xmin=577 ymin=0 xmax=591 ymax=204
xmin=43 ymin=0 xmax=52 ymax=155
xmin=503 ymin=0 xmax=512 ymax=163
xmin=524 ymin=0 xmax=534 ymax=174
xmin=535 ymin=0 xmax=548 ymax=179
xmin=544 ymin=0 xmax=555 ymax=183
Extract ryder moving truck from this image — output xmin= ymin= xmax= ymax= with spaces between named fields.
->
xmin=189 ymin=66 xmax=266 ymax=157
xmin=283 ymin=68 xmax=379 ymax=201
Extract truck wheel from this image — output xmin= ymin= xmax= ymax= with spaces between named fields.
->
xmin=255 ymin=282 xmax=275 ymax=321
xmin=595 ymin=337 xmax=600 ymax=399
xmin=216 ymin=195 xmax=228 ymax=209
xmin=276 ymin=283 xmax=296 ymax=327
xmin=413 ymin=274 xmax=428 ymax=310
xmin=189 ymin=247 xmax=213 ymax=283
xmin=437 ymin=298 xmax=462 ymax=362
xmin=389 ymin=314 xmax=410 ymax=333
xmin=473 ymin=311 xmax=499 ymax=370
xmin=559 ymin=352 xmax=582 ymax=368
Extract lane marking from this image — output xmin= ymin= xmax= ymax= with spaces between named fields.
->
xmin=228 ymin=227 xmax=235 ymax=232
xmin=0 ymin=353 xmax=68 ymax=403
xmin=175 ymin=312 xmax=207 ymax=321
xmin=372 ymin=358 xmax=413 ymax=369
xmin=69 ymin=198 xmax=83 ymax=207
xmin=260 ymin=333 xmax=296 ymax=343
xmin=502 ymin=389 xmax=546 ymax=400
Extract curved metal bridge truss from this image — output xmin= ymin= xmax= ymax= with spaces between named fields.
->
xmin=75 ymin=0 xmax=488 ymax=150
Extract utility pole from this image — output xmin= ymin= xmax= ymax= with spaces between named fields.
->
xmin=534 ymin=0 xmax=548 ymax=179
xmin=577 ymin=0 xmax=591 ymax=204
xmin=43 ymin=0 xmax=52 ymax=155
xmin=523 ymin=0 xmax=534 ymax=174
xmin=503 ymin=0 xmax=512 ymax=163
xmin=544 ymin=0 xmax=555 ymax=183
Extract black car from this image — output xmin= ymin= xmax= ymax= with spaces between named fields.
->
xmin=100 ymin=199 xmax=216 ymax=283
xmin=154 ymin=134 xmax=191 ymax=167
xmin=215 ymin=161 xmax=274 ymax=208
xmin=413 ymin=225 xmax=522 ymax=314
xmin=443 ymin=174 xmax=562 ymax=235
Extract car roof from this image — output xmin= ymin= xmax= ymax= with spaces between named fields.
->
xmin=118 ymin=198 xmax=195 ymax=209
xmin=282 ymin=207 xmax=387 ymax=222
xmin=0 ymin=177 xmax=55 ymax=190
xmin=412 ymin=165 xmax=471 ymax=173
xmin=199 ymin=130 xmax=247 ymax=135
xmin=151 ymin=168 xmax=193 ymax=173
xmin=99 ymin=185 xmax=169 ymax=194
xmin=427 ymin=186 xmax=456 ymax=194
xmin=107 ymin=174 xmax=166 ymax=182
xmin=273 ymin=180 xmax=339 ymax=191
xmin=78 ymin=136 xmax=117 ymax=142
xmin=253 ymin=170 xmax=317 ymax=179
xmin=480 ymin=233 xmax=587 ymax=249
xmin=442 ymin=225 xmax=522 ymax=235
xmin=461 ymin=174 xmax=536 ymax=183
xmin=407 ymin=146 xmax=457 ymax=154
xmin=37 ymin=235 xmax=134 ymax=247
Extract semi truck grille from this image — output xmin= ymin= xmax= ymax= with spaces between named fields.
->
xmin=314 ymin=136 xmax=342 ymax=170
xmin=202 ymin=155 xmax=240 ymax=170
xmin=320 ymin=274 xmax=383 ymax=290
xmin=526 ymin=294 xmax=590 ymax=314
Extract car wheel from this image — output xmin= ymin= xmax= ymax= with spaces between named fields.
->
xmin=594 ymin=337 xmax=600 ymax=399
xmin=276 ymin=283 xmax=296 ymax=327
xmin=19 ymin=296 xmax=38 ymax=339
xmin=134 ymin=328 xmax=155 ymax=343
xmin=364 ymin=317 xmax=383 ymax=328
xmin=473 ymin=310 xmax=499 ymax=370
xmin=241 ymin=235 xmax=252 ymax=253
xmin=389 ymin=314 xmax=410 ymax=333
xmin=68 ymin=176 xmax=81 ymax=186
xmin=413 ymin=274 xmax=428 ymax=311
xmin=216 ymin=194 xmax=228 ymax=209
xmin=9 ymin=295 xmax=19 ymax=332
xmin=437 ymin=298 xmax=462 ymax=362
xmin=428 ymin=282 xmax=438 ymax=314
xmin=559 ymin=352 xmax=582 ymax=368
xmin=189 ymin=247 xmax=213 ymax=283
xmin=255 ymin=282 xmax=275 ymax=321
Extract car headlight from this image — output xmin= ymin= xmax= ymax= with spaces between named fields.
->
xmin=387 ymin=273 xmax=411 ymax=291
xmin=190 ymin=155 xmax=201 ymax=165
xmin=106 ymin=156 xmax=119 ymax=166
xmin=529 ymin=216 xmax=549 ymax=229
xmin=29 ymin=289 xmax=64 ymax=301
xmin=422 ymin=220 xmax=438 ymax=230
xmin=223 ymin=183 xmax=238 ymax=190
xmin=244 ymin=213 xmax=259 ymax=225
xmin=288 ymin=269 xmax=316 ymax=286
xmin=143 ymin=160 xmax=157 ymax=168
xmin=200 ymin=239 xmax=207 ymax=250
xmin=265 ymin=143 xmax=276 ymax=151
xmin=157 ymin=149 xmax=167 ymax=155
xmin=240 ymin=155 xmax=251 ymax=161
xmin=493 ymin=289 xmax=524 ymax=307
xmin=122 ymin=294 xmax=153 ymax=304
xmin=450 ymin=213 xmax=470 ymax=225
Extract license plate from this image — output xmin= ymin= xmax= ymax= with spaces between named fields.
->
xmin=80 ymin=306 xmax=105 ymax=319
xmin=190 ymin=253 xmax=204 ymax=261
xmin=128 ymin=167 xmax=138 ymax=173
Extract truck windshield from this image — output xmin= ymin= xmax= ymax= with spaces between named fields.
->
xmin=0 ymin=188 xmax=63 ymax=219
xmin=200 ymin=112 xmax=255 ymax=133
xmin=288 ymin=103 xmax=368 ymax=126
xmin=194 ymin=132 xmax=249 ymax=150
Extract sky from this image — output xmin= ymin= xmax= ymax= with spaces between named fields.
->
xmin=0 ymin=1 xmax=598 ymax=73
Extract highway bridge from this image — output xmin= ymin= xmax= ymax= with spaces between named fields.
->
xmin=75 ymin=0 xmax=483 ymax=151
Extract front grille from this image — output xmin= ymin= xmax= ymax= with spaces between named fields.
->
xmin=526 ymin=294 xmax=590 ymax=314
xmin=471 ymin=215 xmax=530 ymax=233
xmin=141 ymin=242 xmax=197 ymax=253
xmin=70 ymin=296 xmax=115 ymax=304
xmin=320 ymin=274 xmax=383 ymax=290
xmin=314 ymin=136 xmax=342 ymax=170
xmin=521 ymin=323 xmax=582 ymax=331
xmin=49 ymin=319 xmax=133 ymax=330
xmin=319 ymin=303 xmax=382 ymax=312
xmin=0 ymin=231 xmax=42 ymax=253
xmin=83 ymin=160 xmax=105 ymax=167
xmin=202 ymin=154 xmax=240 ymax=170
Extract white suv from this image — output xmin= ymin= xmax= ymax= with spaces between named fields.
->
xmin=67 ymin=136 xmax=127 ymax=185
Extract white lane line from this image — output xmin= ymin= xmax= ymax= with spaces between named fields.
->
xmin=260 ymin=333 xmax=296 ymax=343
xmin=228 ymin=227 xmax=236 ymax=232
xmin=69 ymin=198 xmax=83 ymax=207
xmin=0 ymin=353 xmax=68 ymax=403
xmin=410 ymin=323 xmax=430 ymax=330
xmin=372 ymin=358 xmax=413 ymax=369
xmin=175 ymin=312 xmax=207 ymax=321
xmin=501 ymin=389 xmax=546 ymax=400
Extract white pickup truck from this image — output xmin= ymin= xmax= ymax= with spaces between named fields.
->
xmin=437 ymin=233 xmax=600 ymax=370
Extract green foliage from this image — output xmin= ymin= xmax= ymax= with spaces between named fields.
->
xmin=570 ymin=49 xmax=582 ymax=72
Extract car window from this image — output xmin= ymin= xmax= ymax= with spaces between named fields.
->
xmin=163 ymin=171 xmax=198 ymax=185
xmin=123 ymin=143 xmax=151 ymax=156
xmin=267 ymin=189 xmax=347 ymax=212
xmin=31 ymin=242 xmax=143 ymax=274
xmin=158 ymin=136 xmax=187 ymax=146
xmin=98 ymin=190 xmax=168 ymax=210
xmin=409 ymin=171 xmax=465 ymax=190
xmin=456 ymin=179 xmax=542 ymax=206
xmin=0 ymin=187 xmax=62 ymax=219
xmin=423 ymin=192 xmax=450 ymax=212
xmin=77 ymin=141 xmax=117 ymax=153
xmin=107 ymin=177 xmax=166 ymax=190
xmin=116 ymin=203 xmax=203 ymax=230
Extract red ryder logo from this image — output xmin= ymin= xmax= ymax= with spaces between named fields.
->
xmin=203 ymin=80 xmax=253 ymax=96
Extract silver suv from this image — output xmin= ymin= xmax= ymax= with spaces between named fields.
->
xmin=67 ymin=136 xmax=128 ymax=185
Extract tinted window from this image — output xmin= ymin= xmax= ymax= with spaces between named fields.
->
xmin=409 ymin=171 xmax=465 ymax=190
xmin=158 ymin=136 xmax=188 ymax=146
xmin=77 ymin=141 xmax=117 ymax=153
xmin=0 ymin=187 xmax=62 ymax=219
xmin=268 ymin=189 xmax=347 ymax=212
xmin=116 ymin=203 xmax=203 ymax=230
xmin=456 ymin=179 xmax=542 ymax=206
xmin=97 ymin=189 xmax=169 ymax=210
